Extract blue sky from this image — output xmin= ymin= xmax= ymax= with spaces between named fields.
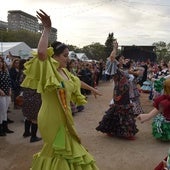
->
xmin=1 ymin=0 xmax=170 ymax=47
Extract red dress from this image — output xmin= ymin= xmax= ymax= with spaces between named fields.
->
xmin=154 ymin=157 xmax=167 ymax=170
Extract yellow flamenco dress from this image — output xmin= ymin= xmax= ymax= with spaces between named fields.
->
xmin=21 ymin=47 xmax=99 ymax=170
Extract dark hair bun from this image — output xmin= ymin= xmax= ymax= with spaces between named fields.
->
xmin=51 ymin=41 xmax=68 ymax=56
xmin=51 ymin=41 xmax=62 ymax=49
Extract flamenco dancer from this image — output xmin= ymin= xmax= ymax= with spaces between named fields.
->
xmin=123 ymin=59 xmax=144 ymax=117
xmin=21 ymin=10 xmax=101 ymax=170
xmin=96 ymin=41 xmax=138 ymax=140
xmin=137 ymin=78 xmax=170 ymax=141
xmin=137 ymin=78 xmax=170 ymax=170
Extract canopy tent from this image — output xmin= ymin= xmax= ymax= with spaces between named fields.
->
xmin=76 ymin=53 xmax=88 ymax=61
xmin=0 ymin=42 xmax=33 ymax=59
xmin=69 ymin=51 xmax=78 ymax=60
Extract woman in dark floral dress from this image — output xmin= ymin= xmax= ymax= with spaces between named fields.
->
xmin=22 ymin=88 xmax=42 ymax=143
xmin=124 ymin=60 xmax=144 ymax=117
xmin=96 ymin=42 xmax=138 ymax=140
xmin=19 ymin=59 xmax=42 ymax=143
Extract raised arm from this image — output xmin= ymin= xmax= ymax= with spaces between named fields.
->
xmin=36 ymin=10 xmax=51 ymax=61
xmin=109 ymin=40 xmax=118 ymax=62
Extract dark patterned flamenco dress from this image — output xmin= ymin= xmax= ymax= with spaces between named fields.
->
xmin=96 ymin=69 xmax=138 ymax=139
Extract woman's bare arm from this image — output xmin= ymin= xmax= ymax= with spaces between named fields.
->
xmin=81 ymin=81 xmax=102 ymax=98
xmin=137 ymin=108 xmax=158 ymax=123
xmin=36 ymin=10 xmax=51 ymax=61
xmin=109 ymin=41 xmax=118 ymax=61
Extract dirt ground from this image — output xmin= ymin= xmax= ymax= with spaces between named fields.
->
xmin=0 ymin=81 xmax=169 ymax=170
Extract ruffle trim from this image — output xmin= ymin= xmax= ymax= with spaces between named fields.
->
xmin=31 ymin=126 xmax=98 ymax=170
xmin=31 ymin=153 xmax=98 ymax=170
xmin=21 ymin=47 xmax=62 ymax=93
xmin=109 ymin=103 xmax=133 ymax=110
xmin=152 ymin=117 xmax=170 ymax=141
xmin=69 ymin=72 xmax=87 ymax=106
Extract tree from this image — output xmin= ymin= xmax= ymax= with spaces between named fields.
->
xmin=0 ymin=30 xmax=41 ymax=48
xmin=105 ymin=33 xmax=116 ymax=59
xmin=67 ymin=44 xmax=82 ymax=53
xmin=82 ymin=43 xmax=106 ymax=61
xmin=152 ymin=41 xmax=170 ymax=62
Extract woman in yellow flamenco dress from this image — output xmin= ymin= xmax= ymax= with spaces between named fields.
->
xmin=21 ymin=10 xmax=101 ymax=170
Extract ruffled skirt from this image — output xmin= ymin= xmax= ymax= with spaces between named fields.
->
xmin=96 ymin=104 xmax=138 ymax=138
xmin=30 ymin=126 xmax=99 ymax=170
xmin=131 ymin=98 xmax=144 ymax=116
xmin=152 ymin=114 xmax=170 ymax=141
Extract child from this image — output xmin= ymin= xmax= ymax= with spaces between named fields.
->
xmin=137 ymin=78 xmax=170 ymax=141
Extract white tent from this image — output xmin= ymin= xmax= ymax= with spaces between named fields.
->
xmin=69 ymin=51 xmax=77 ymax=60
xmin=76 ymin=53 xmax=88 ymax=61
xmin=0 ymin=42 xmax=33 ymax=59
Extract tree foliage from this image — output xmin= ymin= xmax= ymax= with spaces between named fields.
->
xmin=0 ymin=30 xmax=41 ymax=48
xmin=152 ymin=41 xmax=170 ymax=62
xmin=105 ymin=32 xmax=116 ymax=58
xmin=1 ymin=29 xmax=169 ymax=62
xmin=82 ymin=43 xmax=106 ymax=61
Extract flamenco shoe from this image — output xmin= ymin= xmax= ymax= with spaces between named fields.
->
xmin=77 ymin=105 xmax=84 ymax=112
xmin=124 ymin=136 xmax=136 ymax=140
xmin=107 ymin=133 xmax=114 ymax=137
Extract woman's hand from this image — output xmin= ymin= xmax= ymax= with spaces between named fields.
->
xmin=36 ymin=9 xmax=51 ymax=61
xmin=80 ymin=81 xmax=102 ymax=98
xmin=137 ymin=108 xmax=158 ymax=123
xmin=137 ymin=114 xmax=152 ymax=123
xmin=36 ymin=9 xmax=51 ymax=29
xmin=91 ymin=88 xmax=102 ymax=99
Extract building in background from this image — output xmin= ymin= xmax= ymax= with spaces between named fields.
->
xmin=39 ymin=24 xmax=57 ymax=44
xmin=0 ymin=10 xmax=57 ymax=43
xmin=8 ymin=10 xmax=39 ymax=32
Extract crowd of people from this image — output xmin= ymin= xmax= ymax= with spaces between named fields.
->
xmin=0 ymin=9 xmax=170 ymax=170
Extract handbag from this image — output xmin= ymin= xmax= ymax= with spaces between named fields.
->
xmin=16 ymin=92 xmax=24 ymax=106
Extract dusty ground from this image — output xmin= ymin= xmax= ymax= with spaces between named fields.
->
xmin=0 ymin=81 xmax=169 ymax=170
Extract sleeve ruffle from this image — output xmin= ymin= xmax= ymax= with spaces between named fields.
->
xmin=21 ymin=47 xmax=63 ymax=93
xmin=68 ymin=71 xmax=87 ymax=106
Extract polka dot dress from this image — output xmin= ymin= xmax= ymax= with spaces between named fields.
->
xmin=0 ymin=71 xmax=11 ymax=95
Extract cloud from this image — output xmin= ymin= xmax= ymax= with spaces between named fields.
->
xmin=1 ymin=0 xmax=170 ymax=47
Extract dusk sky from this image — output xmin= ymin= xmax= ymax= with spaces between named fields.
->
xmin=1 ymin=0 xmax=170 ymax=47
